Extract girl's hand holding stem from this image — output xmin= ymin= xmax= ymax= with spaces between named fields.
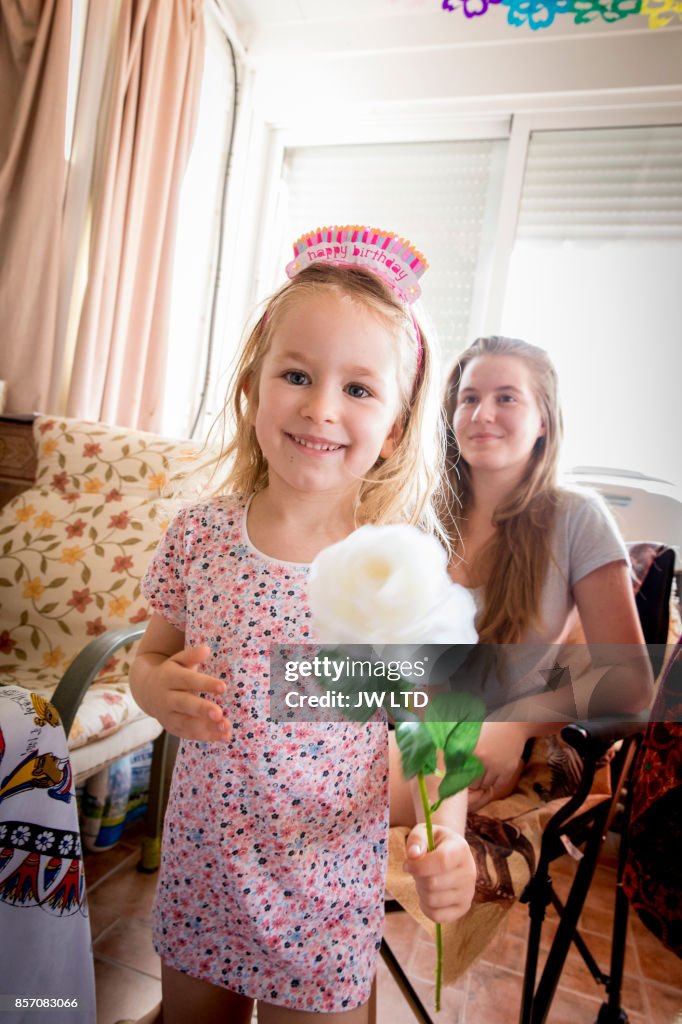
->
xmin=390 ymin=737 xmax=476 ymax=925
xmin=404 ymin=822 xmax=476 ymax=924
xmin=131 ymin=617 xmax=232 ymax=742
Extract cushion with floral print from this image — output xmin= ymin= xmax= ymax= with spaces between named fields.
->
xmin=0 ymin=416 xmax=210 ymax=748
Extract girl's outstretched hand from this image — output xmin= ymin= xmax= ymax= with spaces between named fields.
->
xmin=403 ymin=824 xmax=476 ymax=924
xmin=131 ymin=638 xmax=232 ymax=743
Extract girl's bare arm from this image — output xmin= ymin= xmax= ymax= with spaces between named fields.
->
xmin=130 ymin=613 xmax=231 ymax=742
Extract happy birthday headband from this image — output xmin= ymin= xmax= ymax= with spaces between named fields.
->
xmin=285 ymin=225 xmax=429 ymax=306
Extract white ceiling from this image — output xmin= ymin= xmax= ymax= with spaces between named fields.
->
xmin=221 ymin=0 xmax=682 ymax=115
xmin=223 ymin=0 xmax=653 ymax=58
xmin=229 ymin=0 xmax=437 ymax=24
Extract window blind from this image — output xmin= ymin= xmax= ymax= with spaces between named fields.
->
xmin=279 ymin=139 xmax=507 ymax=363
xmin=517 ymin=125 xmax=682 ymax=242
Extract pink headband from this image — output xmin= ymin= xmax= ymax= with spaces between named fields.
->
xmin=284 ymin=225 xmax=427 ymax=373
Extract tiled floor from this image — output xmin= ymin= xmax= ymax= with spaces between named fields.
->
xmin=88 ymin=826 xmax=682 ymax=1024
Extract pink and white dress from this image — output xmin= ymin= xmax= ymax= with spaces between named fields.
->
xmin=141 ymin=495 xmax=388 ymax=1012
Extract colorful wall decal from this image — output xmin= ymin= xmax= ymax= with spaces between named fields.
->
xmin=441 ymin=0 xmax=682 ymax=27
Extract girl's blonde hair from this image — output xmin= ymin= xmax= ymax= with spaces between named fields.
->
xmin=205 ymin=263 xmax=448 ymax=543
xmin=443 ymin=335 xmax=564 ymax=643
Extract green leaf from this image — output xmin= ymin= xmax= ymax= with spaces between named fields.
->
xmin=57 ymin=619 xmax=72 ymax=635
xmin=425 ymin=691 xmax=486 ymax=726
xmin=395 ymin=722 xmax=438 ymax=779
xmin=82 ymin=565 xmax=91 ymax=584
xmin=444 ymin=719 xmax=482 ymax=756
xmin=15 ymin=647 xmax=27 ymax=661
xmin=2 ymin=540 xmax=12 ymax=554
xmin=38 ymin=603 xmax=58 ymax=614
xmin=422 ymin=718 xmax=454 ymax=751
xmin=19 ymin=610 xmax=29 ymax=626
xmin=30 ymin=629 xmax=40 ymax=649
xmin=94 ymin=544 xmax=104 ymax=556
xmin=436 ymin=750 xmax=483 ymax=805
xmin=46 ymin=577 xmax=68 ymax=589
xmin=40 ymin=557 xmax=47 ymax=573
xmin=419 ymin=693 xmax=482 ymax=750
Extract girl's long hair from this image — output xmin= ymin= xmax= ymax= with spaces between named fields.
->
xmin=443 ymin=336 xmax=564 ymax=643
xmin=204 ymin=263 xmax=449 ymax=547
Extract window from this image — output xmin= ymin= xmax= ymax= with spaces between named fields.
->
xmin=275 ymin=138 xmax=508 ymax=367
xmin=500 ymin=124 xmax=682 ymax=487
xmin=161 ymin=6 xmax=237 ymax=437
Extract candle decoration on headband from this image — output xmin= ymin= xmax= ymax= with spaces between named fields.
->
xmin=286 ymin=225 xmax=429 ymax=306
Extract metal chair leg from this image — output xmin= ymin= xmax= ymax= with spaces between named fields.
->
xmin=596 ymin=744 xmax=641 ymax=1024
xmin=520 ymin=869 xmax=552 ymax=1024
xmin=379 ymin=939 xmax=435 ymax=1024
xmin=530 ymin=832 xmax=605 ymax=1024
xmin=138 ymin=731 xmax=177 ymax=872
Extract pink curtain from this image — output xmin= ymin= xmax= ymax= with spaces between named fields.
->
xmin=65 ymin=0 xmax=205 ymax=431
xmin=0 ymin=0 xmax=71 ymax=414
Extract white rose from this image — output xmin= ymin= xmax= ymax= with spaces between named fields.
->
xmin=308 ymin=524 xmax=478 ymax=646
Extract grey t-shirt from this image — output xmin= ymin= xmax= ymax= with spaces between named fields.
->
xmin=464 ymin=487 xmax=629 ymax=707
xmin=527 ymin=486 xmax=629 ymax=645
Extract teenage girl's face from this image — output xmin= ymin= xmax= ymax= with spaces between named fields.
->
xmin=452 ymin=354 xmax=545 ymax=481
xmin=253 ymin=290 xmax=403 ymax=502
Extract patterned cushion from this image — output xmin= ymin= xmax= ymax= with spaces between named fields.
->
xmin=0 ymin=416 xmax=209 ymax=748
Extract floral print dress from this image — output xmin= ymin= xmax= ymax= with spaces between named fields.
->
xmin=141 ymin=496 xmax=388 ymax=1012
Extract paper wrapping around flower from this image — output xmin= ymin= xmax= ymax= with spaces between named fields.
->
xmin=308 ymin=524 xmax=478 ymax=647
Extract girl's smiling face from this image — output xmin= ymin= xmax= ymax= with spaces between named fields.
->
xmin=453 ymin=354 xmax=546 ymax=480
xmin=253 ymin=290 xmax=403 ymax=501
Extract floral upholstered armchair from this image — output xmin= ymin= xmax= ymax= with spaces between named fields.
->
xmin=0 ymin=415 xmax=209 ymax=866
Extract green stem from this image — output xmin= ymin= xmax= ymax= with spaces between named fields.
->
xmin=417 ymin=772 xmax=442 ymax=1013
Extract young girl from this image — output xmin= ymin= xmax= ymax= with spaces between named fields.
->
xmin=130 ymin=228 xmax=476 ymax=1024
xmin=443 ymin=335 xmax=651 ymax=810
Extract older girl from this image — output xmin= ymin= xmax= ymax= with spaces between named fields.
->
xmin=443 ymin=335 xmax=651 ymax=810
